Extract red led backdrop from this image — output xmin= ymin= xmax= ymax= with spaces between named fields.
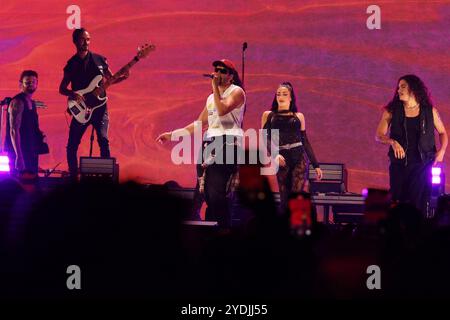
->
xmin=0 ymin=0 xmax=449 ymax=192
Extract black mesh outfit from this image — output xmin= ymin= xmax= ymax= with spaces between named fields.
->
xmin=264 ymin=110 xmax=320 ymax=213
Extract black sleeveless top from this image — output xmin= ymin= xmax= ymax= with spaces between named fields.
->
xmin=265 ymin=110 xmax=302 ymax=146
xmin=4 ymin=93 xmax=41 ymax=153
xmin=405 ymin=115 xmax=421 ymax=164
xmin=389 ymin=105 xmax=436 ymax=163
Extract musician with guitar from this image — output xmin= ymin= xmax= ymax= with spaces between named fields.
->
xmin=59 ymin=28 xmax=154 ymax=179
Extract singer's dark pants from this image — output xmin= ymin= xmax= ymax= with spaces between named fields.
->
xmin=203 ymin=136 xmax=239 ymax=228
xmin=389 ymin=160 xmax=432 ymax=215
xmin=67 ymin=106 xmax=110 ymax=178
xmin=190 ymin=162 xmax=205 ymax=220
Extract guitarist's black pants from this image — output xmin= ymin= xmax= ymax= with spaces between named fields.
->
xmin=67 ymin=106 xmax=110 ymax=177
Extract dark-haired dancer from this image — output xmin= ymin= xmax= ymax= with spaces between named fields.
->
xmin=59 ymin=28 xmax=129 ymax=179
xmin=157 ymin=59 xmax=246 ymax=229
xmin=261 ymin=82 xmax=322 ymax=213
xmin=376 ymin=74 xmax=447 ymax=215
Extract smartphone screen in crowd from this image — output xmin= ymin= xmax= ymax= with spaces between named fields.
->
xmin=288 ymin=192 xmax=315 ymax=236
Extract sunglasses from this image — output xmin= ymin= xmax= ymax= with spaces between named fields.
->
xmin=214 ymin=67 xmax=229 ymax=74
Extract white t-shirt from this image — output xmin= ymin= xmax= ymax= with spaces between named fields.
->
xmin=205 ymin=84 xmax=245 ymax=139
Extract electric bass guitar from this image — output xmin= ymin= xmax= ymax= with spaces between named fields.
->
xmin=67 ymin=43 xmax=155 ymax=124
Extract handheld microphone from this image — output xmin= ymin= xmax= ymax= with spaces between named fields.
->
xmin=202 ymin=74 xmax=214 ymax=79
xmin=243 ymin=42 xmax=248 ymax=51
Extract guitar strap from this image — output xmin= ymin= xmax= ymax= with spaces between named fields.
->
xmin=91 ymin=53 xmax=107 ymax=76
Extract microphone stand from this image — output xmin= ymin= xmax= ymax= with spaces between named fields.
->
xmin=241 ymin=42 xmax=248 ymax=119
xmin=89 ymin=125 xmax=95 ymax=157
xmin=242 ymin=42 xmax=247 ymax=88
xmin=45 ymin=162 xmax=61 ymax=178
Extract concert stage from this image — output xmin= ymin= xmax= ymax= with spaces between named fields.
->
xmin=1 ymin=176 xmax=450 ymax=301
xmin=0 ymin=175 xmax=365 ymax=224
xmin=170 ymin=186 xmax=365 ymax=225
xmin=1 ymin=1 xmax=450 ymax=303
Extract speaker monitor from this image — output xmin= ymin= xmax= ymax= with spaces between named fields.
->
xmin=332 ymin=204 xmax=365 ymax=224
xmin=309 ymin=162 xmax=347 ymax=193
xmin=79 ymin=157 xmax=119 ymax=182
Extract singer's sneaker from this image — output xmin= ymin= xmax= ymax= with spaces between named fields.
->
xmin=198 ymin=174 xmax=205 ymax=194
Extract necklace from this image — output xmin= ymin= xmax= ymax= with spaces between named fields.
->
xmin=405 ymin=103 xmax=419 ymax=109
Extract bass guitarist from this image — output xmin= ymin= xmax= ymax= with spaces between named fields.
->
xmin=59 ymin=28 xmax=127 ymax=179
xmin=59 ymin=28 xmax=154 ymax=180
